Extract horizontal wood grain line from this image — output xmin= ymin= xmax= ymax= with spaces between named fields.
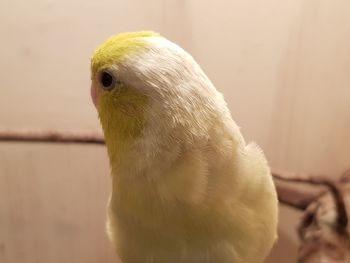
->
xmin=0 ymin=129 xmax=105 ymax=144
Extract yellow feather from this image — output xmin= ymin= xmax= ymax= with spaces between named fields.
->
xmin=91 ymin=31 xmax=153 ymax=170
xmin=97 ymin=84 xmax=148 ymax=171
xmin=91 ymin=31 xmax=159 ymax=77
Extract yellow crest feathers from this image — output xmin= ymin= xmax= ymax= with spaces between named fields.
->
xmin=90 ymin=31 xmax=159 ymax=77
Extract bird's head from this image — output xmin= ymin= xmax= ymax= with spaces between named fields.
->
xmin=90 ymin=31 xmax=227 ymax=163
xmin=90 ymin=32 xmax=156 ymax=144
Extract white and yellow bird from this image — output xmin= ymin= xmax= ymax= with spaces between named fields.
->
xmin=90 ymin=31 xmax=278 ymax=263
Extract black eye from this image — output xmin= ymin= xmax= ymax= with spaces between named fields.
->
xmin=100 ymin=71 xmax=115 ymax=90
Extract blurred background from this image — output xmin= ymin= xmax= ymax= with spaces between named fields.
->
xmin=1 ymin=0 xmax=350 ymax=262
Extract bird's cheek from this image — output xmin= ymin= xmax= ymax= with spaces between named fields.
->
xmin=90 ymin=82 xmax=98 ymax=107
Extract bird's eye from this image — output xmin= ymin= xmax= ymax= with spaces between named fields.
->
xmin=99 ymin=71 xmax=115 ymax=90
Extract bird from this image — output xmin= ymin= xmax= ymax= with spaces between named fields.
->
xmin=90 ymin=31 xmax=278 ymax=263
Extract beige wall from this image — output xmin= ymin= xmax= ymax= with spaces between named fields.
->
xmin=1 ymin=0 xmax=350 ymax=262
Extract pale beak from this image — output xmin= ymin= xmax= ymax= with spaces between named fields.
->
xmin=91 ymin=81 xmax=98 ymax=107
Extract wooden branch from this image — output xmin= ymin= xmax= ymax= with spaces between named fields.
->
xmin=272 ymin=169 xmax=348 ymax=234
xmin=271 ymin=170 xmax=328 ymax=210
xmin=296 ymin=173 xmax=350 ymax=262
xmin=0 ymin=129 xmax=105 ymax=144
xmin=272 ymin=169 xmax=333 ymax=185
xmin=273 ymin=180 xmax=321 ymax=210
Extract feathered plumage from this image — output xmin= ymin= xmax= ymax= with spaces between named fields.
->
xmin=91 ymin=31 xmax=278 ymax=263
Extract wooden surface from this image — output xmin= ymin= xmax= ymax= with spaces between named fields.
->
xmin=0 ymin=143 xmax=120 ymax=263
xmin=1 ymin=0 xmax=350 ymax=262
